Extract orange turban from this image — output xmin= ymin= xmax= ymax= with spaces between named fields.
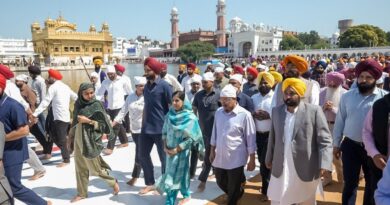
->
xmin=257 ymin=72 xmax=275 ymax=87
xmin=282 ymin=78 xmax=306 ymax=97
xmin=93 ymin=56 xmax=103 ymax=66
xmin=48 ymin=69 xmax=63 ymax=80
xmin=283 ymin=55 xmax=309 ymax=74
xmin=269 ymin=71 xmax=283 ymax=85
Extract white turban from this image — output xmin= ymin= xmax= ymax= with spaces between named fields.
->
xmin=230 ymin=74 xmax=243 ymax=84
xmin=220 ymin=84 xmax=237 ymax=98
xmin=190 ymin=75 xmax=202 ymax=84
xmin=90 ymin=72 xmax=99 ymax=78
xmin=257 ymin=64 xmax=269 ymax=72
xmin=134 ymin=76 xmax=147 ymax=85
xmin=225 ymin=67 xmax=233 ymax=72
xmin=215 ymin=67 xmax=224 ymax=73
xmin=15 ymin=74 xmax=29 ymax=82
xmin=106 ymin=65 xmax=116 ymax=73
xmin=202 ymin=72 xmax=214 ymax=82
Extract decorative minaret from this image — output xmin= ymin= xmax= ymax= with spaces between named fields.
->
xmin=170 ymin=7 xmax=179 ymax=49
xmin=216 ymin=0 xmax=226 ymax=47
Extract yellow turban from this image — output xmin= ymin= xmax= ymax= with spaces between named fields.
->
xmin=257 ymin=72 xmax=275 ymax=87
xmin=282 ymin=78 xmax=306 ymax=97
xmin=194 ymin=67 xmax=201 ymax=75
xmin=93 ymin=59 xmax=103 ymax=66
xmin=269 ymin=66 xmax=276 ymax=71
xmin=269 ymin=71 xmax=283 ymax=84
xmin=252 ymin=61 xmax=258 ymax=67
xmin=179 ymin=64 xmax=186 ymax=69
xmin=283 ymin=55 xmax=308 ymax=74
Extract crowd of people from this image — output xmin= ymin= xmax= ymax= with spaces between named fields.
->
xmin=1 ymin=52 xmax=390 ymax=205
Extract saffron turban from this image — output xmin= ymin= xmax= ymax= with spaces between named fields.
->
xmin=246 ymin=67 xmax=258 ymax=78
xmin=326 ymin=72 xmax=345 ymax=86
xmin=187 ymin=63 xmax=196 ymax=70
xmin=269 ymin=71 xmax=283 ymax=84
xmin=283 ymin=55 xmax=309 ymax=74
xmin=355 ymin=59 xmax=383 ymax=80
xmin=257 ymin=72 xmax=275 ymax=87
xmin=145 ymin=57 xmax=163 ymax=74
xmin=0 ymin=74 xmax=6 ymax=90
xmin=114 ymin=64 xmax=125 ymax=73
xmin=282 ymin=78 xmax=306 ymax=97
xmin=93 ymin=56 xmax=103 ymax=66
xmin=0 ymin=64 xmax=14 ymax=79
xmin=28 ymin=65 xmax=41 ymax=75
xmin=179 ymin=64 xmax=186 ymax=69
xmin=48 ymin=69 xmax=62 ymax=80
xmin=233 ymin=65 xmax=244 ymax=75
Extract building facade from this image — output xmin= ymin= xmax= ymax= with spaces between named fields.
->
xmin=0 ymin=38 xmax=35 ymax=65
xmin=228 ymin=17 xmax=283 ymax=58
xmin=31 ymin=15 xmax=113 ymax=65
xmin=179 ymin=29 xmax=217 ymax=46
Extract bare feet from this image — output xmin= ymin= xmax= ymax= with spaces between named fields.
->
xmin=56 ymin=162 xmax=69 ymax=168
xmin=178 ymin=197 xmax=191 ymax=205
xmin=138 ymin=185 xmax=155 ymax=195
xmin=197 ymin=182 xmax=206 ymax=192
xmin=113 ymin=181 xmax=120 ymax=195
xmin=126 ymin=177 xmax=138 ymax=186
xmin=29 ymin=170 xmax=46 ymax=181
xmin=103 ymin=148 xmax=113 ymax=155
xmin=70 ymin=196 xmax=85 ymax=203
xmin=117 ymin=143 xmax=128 ymax=148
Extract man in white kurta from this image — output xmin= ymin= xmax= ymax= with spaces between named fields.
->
xmin=266 ymin=78 xmax=333 ymax=205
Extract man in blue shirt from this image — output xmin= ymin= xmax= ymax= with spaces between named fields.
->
xmin=0 ymin=73 xmax=51 ymax=205
xmin=139 ymin=58 xmax=172 ymax=195
xmin=333 ymin=60 xmax=387 ymax=205
xmin=375 ymin=162 xmax=390 ymax=205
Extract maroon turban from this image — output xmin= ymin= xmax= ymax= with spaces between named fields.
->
xmin=355 ymin=59 xmax=383 ymax=80
xmin=0 ymin=74 xmax=6 ymax=91
xmin=0 ymin=64 xmax=14 ymax=79
xmin=146 ymin=58 xmax=163 ymax=74
xmin=114 ymin=64 xmax=125 ymax=73
xmin=246 ymin=67 xmax=259 ymax=78
xmin=161 ymin=62 xmax=167 ymax=70
xmin=233 ymin=65 xmax=244 ymax=75
xmin=326 ymin=72 xmax=345 ymax=86
xmin=187 ymin=63 xmax=196 ymax=70
xmin=48 ymin=69 xmax=63 ymax=80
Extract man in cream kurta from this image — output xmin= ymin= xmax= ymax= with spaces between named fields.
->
xmin=266 ymin=78 xmax=333 ymax=205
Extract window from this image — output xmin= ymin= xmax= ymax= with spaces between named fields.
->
xmin=70 ymin=47 xmax=74 ymax=52
xmin=108 ymin=49 xmax=110 ymax=52
xmin=54 ymin=47 xmax=59 ymax=52
xmin=76 ymin=47 xmax=80 ymax=52
xmin=85 ymin=48 xmax=89 ymax=52
xmin=269 ymin=40 xmax=272 ymax=43
xmin=64 ymin=47 xmax=69 ymax=52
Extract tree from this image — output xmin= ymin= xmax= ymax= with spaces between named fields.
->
xmin=298 ymin=30 xmax=321 ymax=46
xmin=279 ymin=34 xmax=304 ymax=50
xmin=176 ymin=41 xmax=215 ymax=63
xmin=386 ymin=31 xmax=390 ymax=45
xmin=339 ymin=24 xmax=388 ymax=48
xmin=312 ymin=38 xmax=330 ymax=49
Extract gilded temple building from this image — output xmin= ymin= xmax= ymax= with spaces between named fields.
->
xmin=31 ymin=15 xmax=113 ymax=65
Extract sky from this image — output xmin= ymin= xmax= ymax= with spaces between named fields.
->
xmin=1 ymin=0 xmax=389 ymax=42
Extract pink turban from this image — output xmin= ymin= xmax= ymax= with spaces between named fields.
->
xmin=326 ymin=72 xmax=345 ymax=86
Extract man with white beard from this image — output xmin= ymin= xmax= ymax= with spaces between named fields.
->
xmin=319 ymin=72 xmax=347 ymax=186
